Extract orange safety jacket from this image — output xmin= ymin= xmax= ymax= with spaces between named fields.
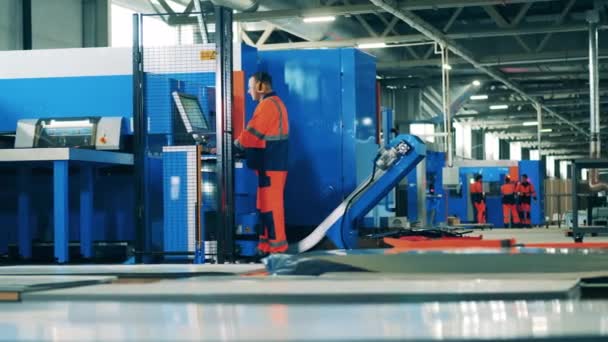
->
xmin=516 ymin=181 xmax=536 ymax=204
xmin=470 ymin=181 xmax=484 ymax=203
xmin=236 ymin=92 xmax=289 ymax=172
xmin=500 ymin=182 xmax=517 ymax=205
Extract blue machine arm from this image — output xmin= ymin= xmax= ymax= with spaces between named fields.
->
xmin=291 ymin=134 xmax=426 ymax=253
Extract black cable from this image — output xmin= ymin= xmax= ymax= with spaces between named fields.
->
xmin=340 ymin=153 xmax=382 ymax=249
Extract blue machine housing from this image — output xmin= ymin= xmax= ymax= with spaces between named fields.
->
xmin=258 ymin=48 xmax=378 ymax=229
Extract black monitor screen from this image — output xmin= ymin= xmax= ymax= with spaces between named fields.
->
xmin=172 ymin=92 xmax=210 ymax=133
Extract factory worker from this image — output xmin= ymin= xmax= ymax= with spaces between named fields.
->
xmin=501 ymin=175 xmax=520 ymax=228
xmin=516 ymin=174 xmax=537 ymax=227
xmin=470 ymin=174 xmax=486 ymax=224
xmin=235 ymin=71 xmax=289 ymax=254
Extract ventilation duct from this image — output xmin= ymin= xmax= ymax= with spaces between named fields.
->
xmin=209 ymin=0 xmax=259 ymax=12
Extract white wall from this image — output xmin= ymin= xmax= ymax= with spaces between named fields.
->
xmin=546 ymin=156 xmax=555 ymax=178
xmin=530 ymin=150 xmax=540 ymax=161
xmin=0 ymin=47 xmax=131 ymax=79
xmin=32 ymin=0 xmax=83 ymax=49
xmin=560 ymin=161 xmax=570 ymax=179
xmin=0 ymin=0 xmax=22 ymax=51
xmin=509 ymin=142 xmax=522 ymax=161
xmin=484 ymin=133 xmax=499 ymax=160
xmin=454 ymin=122 xmax=472 ymax=159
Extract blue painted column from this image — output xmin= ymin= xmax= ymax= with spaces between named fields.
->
xmin=53 ymin=160 xmax=69 ymax=263
xmin=17 ymin=167 xmax=32 ymax=259
xmin=80 ymin=165 xmax=94 ymax=259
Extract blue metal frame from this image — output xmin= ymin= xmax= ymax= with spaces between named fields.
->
xmin=17 ymin=167 xmax=31 ymax=259
xmin=53 ymin=160 xmax=69 ymax=263
xmin=325 ymin=134 xmax=426 ymax=248
xmin=80 ymin=165 xmax=94 ymax=259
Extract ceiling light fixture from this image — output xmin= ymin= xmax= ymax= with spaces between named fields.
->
xmin=442 ymin=64 xmax=452 ymax=70
xmin=470 ymin=94 xmax=488 ymax=100
xmin=472 ymin=80 xmax=481 ymax=86
xmin=357 ymin=42 xmax=387 ymax=49
xmin=523 ymin=121 xmax=539 ymax=126
xmin=303 ymin=16 xmax=336 ymax=23
xmin=490 ymin=104 xmax=508 ymax=110
xmin=541 ymin=128 xmax=553 ymax=132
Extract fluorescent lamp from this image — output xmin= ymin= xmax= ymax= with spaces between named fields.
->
xmin=47 ymin=119 xmax=92 ymax=128
xmin=523 ymin=121 xmax=539 ymax=126
xmin=357 ymin=42 xmax=387 ymax=49
xmin=303 ymin=16 xmax=335 ymax=23
xmin=541 ymin=128 xmax=553 ymax=132
xmin=442 ymin=64 xmax=452 ymax=70
xmin=472 ymin=80 xmax=481 ymax=86
xmin=489 ymin=104 xmax=508 ymax=110
xmin=361 ymin=118 xmax=373 ymax=126
xmin=470 ymin=94 xmax=488 ymax=100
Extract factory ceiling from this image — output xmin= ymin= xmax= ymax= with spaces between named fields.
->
xmin=115 ymin=0 xmax=608 ymax=158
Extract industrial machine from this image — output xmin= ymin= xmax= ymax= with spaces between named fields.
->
xmin=14 ymin=117 xmax=125 ymax=150
xmin=293 ymin=134 xmax=426 ymax=252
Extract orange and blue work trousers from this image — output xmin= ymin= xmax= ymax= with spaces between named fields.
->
xmin=519 ymin=198 xmax=532 ymax=226
xmin=502 ymin=203 xmax=520 ymax=227
xmin=471 ymin=194 xmax=486 ymax=224
xmin=501 ymin=183 xmax=520 ymax=227
xmin=256 ymin=170 xmax=288 ymax=253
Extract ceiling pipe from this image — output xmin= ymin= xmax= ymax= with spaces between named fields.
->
xmin=586 ymin=9 xmax=608 ymax=191
xmin=204 ymin=0 xmax=397 ymax=61
xmin=369 ymin=0 xmax=589 ymax=137
xmin=209 ymin=0 xmax=259 ymax=12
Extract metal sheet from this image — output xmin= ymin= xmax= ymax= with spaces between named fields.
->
xmin=0 ymin=148 xmax=133 ymax=165
xmin=0 ymin=264 xmax=262 ymax=277
xmin=265 ymin=248 xmax=608 ymax=275
xmin=1 ymin=300 xmax=608 ymax=341
xmin=22 ymin=276 xmax=580 ymax=303
xmin=0 ymin=276 xmax=115 ymax=293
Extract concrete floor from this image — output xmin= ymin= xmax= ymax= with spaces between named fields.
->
xmin=469 ymin=227 xmax=608 ymax=244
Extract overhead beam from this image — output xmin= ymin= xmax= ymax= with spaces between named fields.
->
xmin=256 ymin=24 xmax=275 ymax=46
xmin=167 ymin=0 xmax=572 ymax=26
xmin=536 ymin=0 xmax=577 ymax=52
xmin=259 ymin=24 xmax=593 ymax=51
xmin=229 ymin=0 xmax=557 ymax=22
xmin=483 ymin=97 xmax=608 ymax=108
xmin=483 ymin=5 xmax=531 ymax=52
xmin=369 ymin=0 xmax=589 ymax=137
xmin=424 ymin=7 xmax=463 ymax=59
xmin=378 ymin=49 xmax=608 ymax=69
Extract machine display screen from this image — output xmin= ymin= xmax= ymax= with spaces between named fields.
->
xmin=173 ymin=92 xmax=211 ymax=133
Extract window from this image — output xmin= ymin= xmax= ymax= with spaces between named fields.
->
xmin=410 ymin=123 xmax=435 ymax=143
